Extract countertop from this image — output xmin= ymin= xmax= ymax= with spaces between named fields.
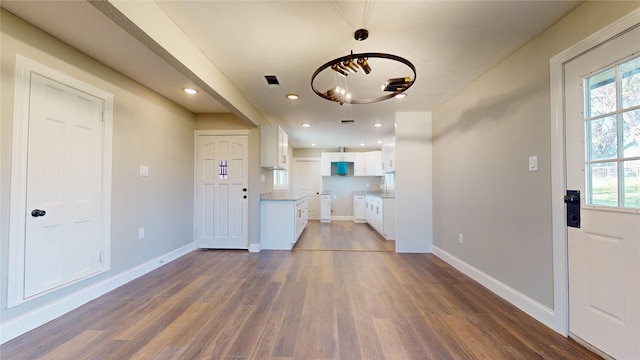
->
xmin=354 ymin=191 xmax=396 ymax=199
xmin=260 ymin=193 xmax=308 ymax=201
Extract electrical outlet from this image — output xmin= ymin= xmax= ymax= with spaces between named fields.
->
xmin=139 ymin=228 xmax=145 ymax=239
xmin=458 ymin=233 xmax=464 ymax=244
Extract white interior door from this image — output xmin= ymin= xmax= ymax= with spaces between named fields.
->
xmin=195 ymin=134 xmax=249 ymax=249
xmin=564 ymin=25 xmax=640 ymax=360
xmin=24 ymin=73 xmax=105 ymax=298
xmin=293 ymin=158 xmax=321 ymax=220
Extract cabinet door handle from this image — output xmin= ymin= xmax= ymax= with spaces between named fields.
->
xmin=283 ymin=155 xmax=287 ymax=164
xmin=390 ymin=160 xmax=393 ymax=167
xmin=377 ymin=207 xmax=379 ymax=214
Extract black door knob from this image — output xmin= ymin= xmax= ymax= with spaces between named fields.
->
xmin=31 ymin=209 xmax=46 ymax=217
xmin=243 ymin=188 xmax=248 ymax=192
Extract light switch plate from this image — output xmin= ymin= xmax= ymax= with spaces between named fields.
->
xmin=528 ymin=156 xmax=538 ymax=172
xmin=140 ymin=165 xmax=149 ymax=177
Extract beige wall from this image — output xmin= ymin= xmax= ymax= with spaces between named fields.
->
xmin=1 ymin=9 xmax=195 ymax=322
xmin=432 ymin=1 xmax=640 ymax=308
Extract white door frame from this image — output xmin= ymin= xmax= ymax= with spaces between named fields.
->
xmin=549 ymin=9 xmax=640 ymax=336
xmin=7 ymin=55 xmax=113 ymax=307
xmin=193 ymin=129 xmax=251 ymax=248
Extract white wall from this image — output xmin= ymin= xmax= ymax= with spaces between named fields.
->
xmin=396 ymin=112 xmax=433 ymax=253
xmin=321 ymin=176 xmax=382 ymax=217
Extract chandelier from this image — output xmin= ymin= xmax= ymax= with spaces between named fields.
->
xmin=311 ymin=29 xmax=416 ymax=105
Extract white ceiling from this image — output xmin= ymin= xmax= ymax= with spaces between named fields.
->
xmin=2 ymin=0 xmax=582 ymax=149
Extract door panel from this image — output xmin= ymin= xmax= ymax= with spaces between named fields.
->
xmin=564 ymin=25 xmax=640 ymax=360
xmin=24 ymin=73 xmax=104 ymax=298
xmin=293 ymin=158 xmax=321 ymax=220
xmin=196 ymin=135 xmax=248 ymax=249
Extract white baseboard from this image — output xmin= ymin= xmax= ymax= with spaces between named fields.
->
xmin=249 ymin=243 xmax=261 ymax=253
xmin=432 ymin=246 xmax=555 ymax=330
xmin=331 ymin=216 xmax=353 ymax=221
xmin=0 ymin=243 xmax=196 ymax=344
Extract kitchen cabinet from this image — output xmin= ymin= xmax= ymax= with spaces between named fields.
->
xmin=364 ymin=151 xmax=382 ymax=176
xmin=296 ymin=197 xmax=309 ymax=239
xmin=320 ymin=194 xmax=331 ymax=223
xmin=330 ymin=152 xmax=355 ymax=162
xmin=365 ymin=195 xmax=396 ymax=240
xmin=260 ymin=196 xmax=308 ymax=250
xmin=321 ymin=151 xmax=382 ymax=177
xmin=321 ymin=152 xmax=331 ymax=176
xmin=381 ymin=140 xmax=395 ymax=173
xmin=261 ymin=125 xmax=288 ymax=169
xmin=353 ymin=194 xmax=366 ymax=223
xmin=353 ymin=153 xmax=365 ymax=176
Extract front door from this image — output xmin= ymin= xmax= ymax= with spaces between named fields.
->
xmin=293 ymin=158 xmax=321 ymax=220
xmin=195 ymin=134 xmax=249 ymax=249
xmin=564 ymin=25 xmax=640 ymax=359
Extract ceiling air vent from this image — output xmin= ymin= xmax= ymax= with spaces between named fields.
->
xmin=341 ymin=119 xmax=355 ymax=124
xmin=264 ymin=75 xmax=280 ymax=86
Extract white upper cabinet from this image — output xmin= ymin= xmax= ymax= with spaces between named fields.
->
xmin=261 ymin=125 xmax=288 ymax=169
xmin=321 ymin=151 xmax=382 ymax=176
xmin=353 ymin=152 xmax=365 ymax=176
xmin=364 ymin=151 xmax=382 ymax=176
xmin=330 ymin=152 xmax=355 ymax=162
xmin=381 ymin=139 xmax=395 ymax=173
xmin=321 ymin=152 xmax=331 ymax=176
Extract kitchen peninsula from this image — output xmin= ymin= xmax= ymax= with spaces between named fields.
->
xmin=260 ymin=193 xmax=308 ymax=250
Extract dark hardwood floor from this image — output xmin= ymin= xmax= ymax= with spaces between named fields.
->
xmin=1 ymin=221 xmax=599 ymax=359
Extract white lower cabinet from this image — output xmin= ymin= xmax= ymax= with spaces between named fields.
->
xmin=353 ymin=194 xmax=366 ymax=223
xmin=320 ymin=194 xmax=331 ymax=223
xmin=260 ymin=197 xmax=308 ymax=250
xmin=365 ymin=195 xmax=396 ymax=240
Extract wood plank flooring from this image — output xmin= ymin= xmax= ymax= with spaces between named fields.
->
xmin=293 ymin=220 xmax=395 ymax=251
xmin=1 ymin=221 xmax=600 ymax=359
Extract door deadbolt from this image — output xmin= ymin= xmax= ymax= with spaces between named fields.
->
xmin=564 ymin=190 xmax=580 ymax=228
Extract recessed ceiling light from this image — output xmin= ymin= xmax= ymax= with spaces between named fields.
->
xmin=377 ymin=140 xmax=383 ymax=144
xmin=287 ymin=94 xmax=299 ymax=100
xmin=360 ymin=143 xmax=365 ymax=146
xmin=302 ymin=123 xmax=311 ymax=127
xmin=395 ymin=93 xmax=407 ymax=99
xmin=374 ymin=123 xmax=382 ymax=127
xmin=184 ymin=88 xmax=198 ymax=95
xmin=311 ymin=143 xmax=317 ymax=146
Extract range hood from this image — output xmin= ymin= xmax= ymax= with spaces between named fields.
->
xmin=335 ymin=161 xmax=349 ymax=176
xmin=330 ymin=147 xmax=354 ymax=176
